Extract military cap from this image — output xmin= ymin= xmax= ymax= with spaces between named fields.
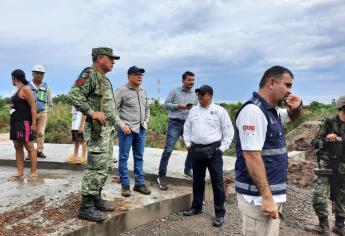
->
xmin=336 ymin=96 xmax=345 ymax=109
xmin=91 ymin=47 xmax=120 ymax=60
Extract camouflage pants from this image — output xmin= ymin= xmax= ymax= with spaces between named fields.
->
xmin=312 ymin=160 xmax=345 ymax=218
xmin=81 ymin=122 xmax=115 ymax=196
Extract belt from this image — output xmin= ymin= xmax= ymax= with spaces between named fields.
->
xmin=169 ymin=118 xmax=185 ymax=123
xmin=192 ymin=141 xmax=221 ymax=149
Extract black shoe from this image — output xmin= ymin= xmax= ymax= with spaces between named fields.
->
xmin=78 ymin=195 xmax=105 ymax=222
xmin=133 ymin=184 xmax=151 ymax=195
xmin=25 ymin=155 xmax=30 ymax=161
xmin=183 ymin=208 xmax=202 ymax=216
xmin=184 ymin=170 xmax=193 ymax=179
xmin=113 ymin=158 xmax=117 ymax=163
xmin=157 ymin=176 xmax=168 ymax=190
xmin=213 ymin=216 xmax=224 ymax=227
xmin=121 ymin=185 xmax=131 ymax=197
xmin=37 ymin=152 xmax=46 ymax=159
xmin=94 ymin=195 xmax=115 ymax=211
xmin=332 ymin=225 xmax=345 ymax=236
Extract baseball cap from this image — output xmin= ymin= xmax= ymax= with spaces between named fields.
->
xmin=32 ymin=64 xmax=45 ymax=73
xmin=195 ymin=85 xmax=213 ymax=96
xmin=336 ymin=96 xmax=345 ymax=109
xmin=91 ymin=47 xmax=120 ymax=60
xmin=127 ymin=66 xmax=145 ymax=75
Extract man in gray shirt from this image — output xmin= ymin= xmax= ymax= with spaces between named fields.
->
xmin=115 ymin=66 xmax=151 ymax=197
xmin=157 ymin=71 xmax=198 ymax=190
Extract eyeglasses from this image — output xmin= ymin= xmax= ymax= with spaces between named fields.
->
xmin=132 ymin=73 xmax=143 ymax=77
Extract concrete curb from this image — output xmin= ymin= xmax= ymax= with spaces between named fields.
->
xmin=65 ymin=193 xmax=193 ymax=236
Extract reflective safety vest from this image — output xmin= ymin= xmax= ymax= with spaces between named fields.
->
xmin=235 ymin=92 xmax=288 ymax=196
xmin=29 ymin=82 xmax=48 ymax=112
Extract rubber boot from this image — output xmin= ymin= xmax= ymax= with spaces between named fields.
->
xmin=94 ymin=188 xmax=115 ymax=211
xmin=332 ymin=216 xmax=345 ymax=236
xmin=305 ymin=216 xmax=329 ymax=234
xmin=78 ymin=195 xmax=105 ymax=222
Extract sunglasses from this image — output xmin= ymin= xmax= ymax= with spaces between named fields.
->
xmin=197 ymin=92 xmax=208 ymax=97
xmin=34 ymin=72 xmax=45 ymax=75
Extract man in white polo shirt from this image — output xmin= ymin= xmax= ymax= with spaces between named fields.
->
xmin=183 ymin=85 xmax=234 ymax=227
xmin=235 ymin=66 xmax=303 ymax=236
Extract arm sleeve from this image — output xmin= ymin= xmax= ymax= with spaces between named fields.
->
xmin=219 ymin=108 xmax=235 ymax=152
xmin=236 ymin=104 xmax=267 ymax=151
xmin=68 ymin=71 xmax=95 ymax=118
xmin=164 ymin=89 xmax=179 ymax=110
xmin=114 ymin=88 xmax=125 ymax=128
xmin=47 ymin=87 xmax=53 ymax=106
xmin=145 ymin=90 xmax=150 ymax=121
xmin=183 ymin=110 xmax=193 ymax=147
xmin=318 ymin=119 xmax=331 ymax=139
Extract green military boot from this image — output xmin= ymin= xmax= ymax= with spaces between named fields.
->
xmin=305 ymin=216 xmax=329 ymax=235
xmin=94 ymin=188 xmax=115 ymax=211
xmin=332 ymin=216 xmax=345 ymax=236
xmin=78 ymin=195 xmax=106 ymax=222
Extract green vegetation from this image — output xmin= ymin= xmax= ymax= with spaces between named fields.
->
xmin=0 ymin=95 xmax=338 ymax=156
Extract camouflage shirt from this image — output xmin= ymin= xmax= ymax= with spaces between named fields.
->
xmin=316 ymin=115 xmax=345 ymax=159
xmin=68 ymin=67 xmax=117 ymax=122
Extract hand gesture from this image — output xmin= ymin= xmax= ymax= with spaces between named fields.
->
xmin=121 ymin=124 xmax=132 ymax=135
xmin=285 ymin=95 xmax=302 ymax=110
xmin=261 ymin=198 xmax=279 ymax=219
xmin=31 ymin=123 xmax=37 ymax=132
xmin=92 ymin=112 xmax=106 ymax=125
xmin=326 ymin=133 xmax=338 ymax=141
xmin=178 ymin=104 xmax=188 ymax=110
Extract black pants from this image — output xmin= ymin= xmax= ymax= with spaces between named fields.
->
xmin=190 ymin=146 xmax=225 ymax=217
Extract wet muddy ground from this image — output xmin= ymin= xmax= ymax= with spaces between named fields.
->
xmin=0 ymin=166 xmax=190 ymax=236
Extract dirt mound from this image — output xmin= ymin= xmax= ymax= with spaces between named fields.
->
xmin=285 ymin=121 xmax=321 ymax=188
xmin=286 ymin=121 xmax=321 ymax=160
xmin=288 ymin=159 xmax=315 ymax=188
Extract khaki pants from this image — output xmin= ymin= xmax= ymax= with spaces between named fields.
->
xmin=36 ymin=112 xmax=47 ymax=153
xmin=237 ymin=194 xmax=282 ymax=236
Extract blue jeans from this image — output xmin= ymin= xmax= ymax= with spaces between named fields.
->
xmin=158 ymin=119 xmax=192 ymax=177
xmin=118 ymin=128 xmax=146 ymax=187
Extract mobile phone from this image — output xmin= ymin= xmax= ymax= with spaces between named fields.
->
xmin=186 ymin=103 xmax=193 ymax=107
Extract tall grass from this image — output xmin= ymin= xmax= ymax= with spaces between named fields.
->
xmin=0 ymin=96 xmax=338 ymax=156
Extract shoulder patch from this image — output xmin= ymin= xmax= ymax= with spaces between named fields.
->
xmin=81 ymin=72 xmax=90 ymax=78
xmin=75 ymin=78 xmax=86 ymax=86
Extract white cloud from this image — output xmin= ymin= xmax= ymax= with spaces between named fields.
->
xmin=0 ymin=0 xmax=344 ymax=102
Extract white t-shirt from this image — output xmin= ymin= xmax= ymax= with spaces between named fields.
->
xmin=236 ymin=104 xmax=290 ymax=205
xmin=71 ymin=106 xmax=83 ymax=130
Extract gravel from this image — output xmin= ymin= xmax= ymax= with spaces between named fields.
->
xmin=121 ymin=185 xmax=318 ymax=236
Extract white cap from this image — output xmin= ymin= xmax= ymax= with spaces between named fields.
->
xmin=32 ymin=64 xmax=45 ymax=73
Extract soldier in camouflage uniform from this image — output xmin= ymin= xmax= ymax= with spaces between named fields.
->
xmin=306 ymin=96 xmax=345 ymax=235
xmin=68 ymin=47 xmax=120 ymax=222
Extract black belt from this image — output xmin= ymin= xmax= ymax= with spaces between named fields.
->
xmin=169 ymin=118 xmax=185 ymax=123
xmin=192 ymin=141 xmax=221 ymax=149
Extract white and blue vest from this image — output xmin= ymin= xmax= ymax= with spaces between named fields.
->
xmin=29 ymin=82 xmax=48 ymax=112
xmin=235 ymin=92 xmax=288 ymax=196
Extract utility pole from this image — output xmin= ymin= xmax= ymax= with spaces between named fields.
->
xmin=156 ymin=77 xmax=160 ymax=103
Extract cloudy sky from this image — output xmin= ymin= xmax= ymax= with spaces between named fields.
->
xmin=0 ymin=0 xmax=344 ymax=104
